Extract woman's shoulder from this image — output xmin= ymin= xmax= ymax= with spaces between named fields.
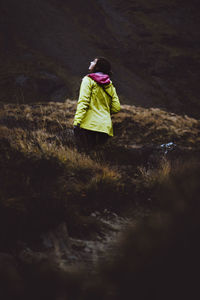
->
xmin=80 ymin=75 xmax=95 ymax=87
xmin=81 ymin=75 xmax=96 ymax=84
xmin=81 ymin=74 xmax=114 ymax=89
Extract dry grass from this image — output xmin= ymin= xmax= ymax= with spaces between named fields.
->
xmin=0 ymin=100 xmax=199 ymax=241
xmin=0 ymin=124 xmax=119 ymax=181
xmin=112 ymin=104 xmax=200 ymax=147
xmin=0 ymin=100 xmax=76 ymax=134
xmin=1 ymin=100 xmax=199 ymax=149
xmin=1 ymin=100 xmax=200 ymax=300
xmin=0 ymin=117 xmax=122 ymax=242
xmin=137 ymin=157 xmax=171 ymax=188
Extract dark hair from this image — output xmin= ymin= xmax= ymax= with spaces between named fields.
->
xmin=92 ymin=57 xmax=112 ymax=76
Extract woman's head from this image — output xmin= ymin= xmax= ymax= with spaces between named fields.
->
xmin=89 ymin=57 xmax=112 ymax=76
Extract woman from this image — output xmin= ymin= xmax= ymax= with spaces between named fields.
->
xmin=73 ymin=57 xmax=121 ymax=151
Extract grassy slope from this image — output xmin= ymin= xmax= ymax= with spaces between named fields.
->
xmin=0 ymin=100 xmax=200 ymax=299
xmin=0 ymin=100 xmax=199 ymax=245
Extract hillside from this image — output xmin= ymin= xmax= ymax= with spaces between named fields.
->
xmin=0 ymin=100 xmax=200 ymax=298
xmin=1 ymin=0 xmax=200 ymax=117
xmin=0 ymin=99 xmax=200 ymax=239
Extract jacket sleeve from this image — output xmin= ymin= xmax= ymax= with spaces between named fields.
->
xmin=110 ymin=85 xmax=121 ymax=114
xmin=73 ymin=76 xmax=92 ymax=126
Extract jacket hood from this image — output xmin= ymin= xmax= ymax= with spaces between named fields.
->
xmin=87 ymin=72 xmax=110 ymax=85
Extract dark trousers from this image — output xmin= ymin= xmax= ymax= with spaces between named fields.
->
xmin=74 ymin=127 xmax=109 ymax=152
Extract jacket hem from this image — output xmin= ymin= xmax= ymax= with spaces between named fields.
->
xmin=80 ymin=125 xmax=113 ymax=137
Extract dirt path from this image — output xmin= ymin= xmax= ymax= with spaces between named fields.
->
xmin=18 ymin=210 xmax=137 ymax=273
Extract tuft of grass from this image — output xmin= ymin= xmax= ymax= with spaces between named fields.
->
xmin=137 ymin=157 xmax=171 ymax=188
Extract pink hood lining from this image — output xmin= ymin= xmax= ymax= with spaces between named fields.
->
xmin=87 ymin=72 xmax=111 ymax=85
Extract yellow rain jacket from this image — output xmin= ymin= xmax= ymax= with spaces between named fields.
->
xmin=73 ymin=75 xmax=120 ymax=136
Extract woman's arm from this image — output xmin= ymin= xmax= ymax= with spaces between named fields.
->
xmin=110 ymin=85 xmax=121 ymax=114
xmin=73 ymin=76 xmax=92 ymax=126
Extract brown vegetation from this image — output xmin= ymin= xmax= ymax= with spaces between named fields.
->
xmin=0 ymin=100 xmax=200 ymax=299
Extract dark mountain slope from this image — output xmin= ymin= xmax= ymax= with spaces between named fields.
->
xmin=0 ymin=0 xmax=200 ymax=117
